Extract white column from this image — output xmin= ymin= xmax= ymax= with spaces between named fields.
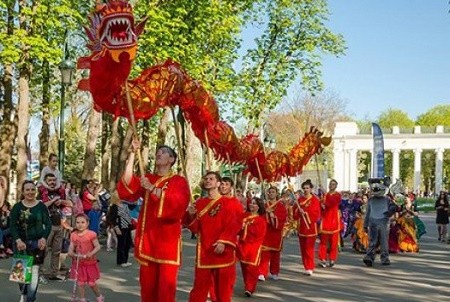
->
xmin=333 ymin=142 xmax=345 ymax=190
xmin=392 ymin=149 xmax=400 ymax=182
xmin=348 ymin=149 xmax=358 ymax=192
xmin=435 ymin=148 xmax=444 ymax=195
xmin=413 ymin=149 xmax=422 ymax=194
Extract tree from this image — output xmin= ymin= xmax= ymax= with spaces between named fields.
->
xmin=233 ymin=0 xmax=346 ymax=128
xmin=416 ymin=105 xmax=450 ymax=127
xmin=377 ymin=108 xmax=414 ymax=129
xmin=0 ymin=0 xmax=89 ymax=196
xmin=267 ymin=89 xmax=349 ymax=153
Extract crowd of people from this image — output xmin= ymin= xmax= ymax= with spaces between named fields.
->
xmin=0 ymin=146 xmax=448 ymax=302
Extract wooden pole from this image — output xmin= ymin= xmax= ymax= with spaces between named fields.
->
xmin=255 ymin=159 xmax=265 ymax=199
xmin=203 ymin=129 xmax=212 ymax=171
xmin=125 ymin=81 xmax=145 ymax=176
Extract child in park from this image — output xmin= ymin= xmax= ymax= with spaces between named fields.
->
xmin=68 ymin=213 xmax=104 ymax=302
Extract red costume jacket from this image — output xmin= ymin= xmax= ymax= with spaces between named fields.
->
xmin=320 ymin=191 xmax=342 ymax=234
xmin=184 ymin=196 xmax=242 ymax=268
xmin=262 ymin=200 xmax=287 ymax=251
xmin=293 ymin=195 xmax=321 ymax=237
xmin=117 ymin=173 xmax=190 ymax=266
xmin=237 ymin=213 xmax=267 ymax=265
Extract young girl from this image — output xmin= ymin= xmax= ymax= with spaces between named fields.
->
xmin=68 ymin=213 xmax=104 ymax=302
xmin=237 ymin=197 xmax=266 ymax=297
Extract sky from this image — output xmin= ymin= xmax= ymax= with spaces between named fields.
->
xmin=319 ymin=1 xmax=450 ymax=121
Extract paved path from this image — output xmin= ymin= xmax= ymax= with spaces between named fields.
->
xmin=1 ymin=213 xmax=449 ymax=301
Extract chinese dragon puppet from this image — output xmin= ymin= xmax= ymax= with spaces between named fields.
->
xmin=77 ymin=0 xmax=331 ymax=181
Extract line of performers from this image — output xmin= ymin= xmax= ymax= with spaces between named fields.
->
xmin=116 ymin=141 xmax=424 ymax=302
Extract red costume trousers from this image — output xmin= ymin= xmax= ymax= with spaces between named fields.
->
xmin=140 ymin=262 xmax=179 ymax=302
xmin=240 ymin=262 xmax=259 ymax=293
xmin=258 ymin=250 xmax=281 ymax=277
xmin=189 ymin=265 xmax=236 ymax=302
xmin=298 ymin=236 xmax=316 ymax=270
xmin=318 ymin=232 xmax=339 ymax=261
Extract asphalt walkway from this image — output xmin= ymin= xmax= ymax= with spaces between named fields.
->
xmin=1 ymin=213 xmax=449 ymax=302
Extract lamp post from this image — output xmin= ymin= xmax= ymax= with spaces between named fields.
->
xmin=58 ymin=58 xmax=75 ymax=178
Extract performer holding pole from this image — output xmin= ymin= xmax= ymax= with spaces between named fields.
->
xmin=318 ymin=179 xmax=342 ymax=268
xmin=258 ymin=187 xmax=287 ymax=281
xmin=117 ymin=139 xmax=190 ymax=302
xmin=293 ymin=180 xmax=321 ymax=276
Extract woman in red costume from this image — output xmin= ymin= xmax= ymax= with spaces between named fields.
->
xmin=293 ymin=179 xmax=321 ymax=276
xmin=258 ymin=187 xmax=287 ymax=281
xmin=237 ymin=197 xmax=267 ymax=297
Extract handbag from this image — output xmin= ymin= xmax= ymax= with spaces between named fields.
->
xmin=9 ymin=253 xmax=34 ymax=284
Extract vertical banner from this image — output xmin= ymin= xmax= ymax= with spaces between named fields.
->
xmin=371 ymin=123 xmax=385 ymax=178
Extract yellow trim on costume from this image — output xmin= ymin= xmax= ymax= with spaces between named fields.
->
xmin=319 ymin=211 xmax=341 ymax=234
xmin=197 ymin=197 xmax=221 ymax=219
xmin=138 ymin=237 xmax=182 ymax=266
xmin=154 ymin=173 xmax=174 ymax=218
xmin=261 ymin=242 xmax=283 ymax=252
xmin=240 ymin=246 xmax=262 ymax=266
xmin=242 ymin=215 xmax=258 ymax=240
xmin=299 ymin=196 xmax=312 ymax=207
xmin=197 ymin=237 xmax=236 ymax=268
xmin=121 ymin=176 xmax=134 ymax=194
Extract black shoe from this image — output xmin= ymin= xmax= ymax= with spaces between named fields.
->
xmin=381 ymin=260 xmax=391 ymax=266
xmin=329 ymin=261 xmax=335 ymax=268
xmin=245 ymin=290 xmax=252 ymax=297
xmin=363 ymin=257 xmax=373 ymax=267
xmin=48 ymin=276 xmax=65 ymax=281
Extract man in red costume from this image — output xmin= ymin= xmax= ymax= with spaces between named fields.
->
xmin=293 ymin=179 xmax=321 ymax=276
xmin=258 ymin=186 xmax=287 ymax=281
xmin=318 ymin=179 xmax=342 ymax=268
xmin=184 ymin=172 xmax=241 ymax=302
xmin=117 ymin=139 xmax=190 ymax=302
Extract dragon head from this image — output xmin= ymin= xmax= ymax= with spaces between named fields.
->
xmin=85 ymin=0 xmax=146 ymax=62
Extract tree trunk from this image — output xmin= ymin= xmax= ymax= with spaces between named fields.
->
xmin=109 ymin=118 xmax=121 ymax=191
xmin=16 ymin=67 xmax=31 ymax=197
xmin=0 ymin=64 xmax=17 ymax=198
xmin=184 ymin=124 xmax=201 ymax=192
xmin=118 ymin=125 xmax=134 ymax=177
xmin=38 ymin=60 xmax=50 ymax=169
xmin=81 ymin=106 xmax=102 ymax=180
xmin=156 ymin=108 xmax=170 ymax=146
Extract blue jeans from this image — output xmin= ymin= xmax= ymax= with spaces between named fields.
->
xmin=0 ymin=228 xmax=10 ymax=246
xmin=15 ymin=240 xmax=43 ymax=302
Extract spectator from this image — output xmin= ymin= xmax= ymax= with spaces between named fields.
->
xmin=10 ymin=180 xmax=52 ymax=302
xmin=0 ymin=200 xmax=12 ymax=258
xmin=38 ymin=154 xmax=62 ymax=189
xmin=39 ymin=173 xmax=71 ymax=281
xmin=435 ymin=191 xmax=449 ymax=242
xmin=108 ymin=192 xmax=133 ymax=267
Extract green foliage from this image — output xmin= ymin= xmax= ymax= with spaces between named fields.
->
xmin=63 ymin=115 xmax=86 ymax=184
xmin=233 ymin=0 xmax=346 ymax=127
xmin=416 ymin=105 xmax=450 ymax=126
xmin=377 ymin=108 xmax=414 ymax=128
xmin=133 ymin=0 xmax=250 ymax=103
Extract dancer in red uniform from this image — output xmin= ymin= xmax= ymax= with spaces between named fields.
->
xmin=237 ymin=197 xmax=267 ymax=297
xmin=258 ymin=187 xmax=288 ymax=281
xmin=184 ymin=172 xmax=241 ymax=302
xmin=318 ymin=179 xmax=342 ymax=268
xmin=117 ymin=139 xmax=190 ymax=302
xmin=293 ymin=180 xmax=321 ymax=276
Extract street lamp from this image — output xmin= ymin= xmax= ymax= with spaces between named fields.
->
xmin=58 ymin=58 xmax=75 ymax=178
